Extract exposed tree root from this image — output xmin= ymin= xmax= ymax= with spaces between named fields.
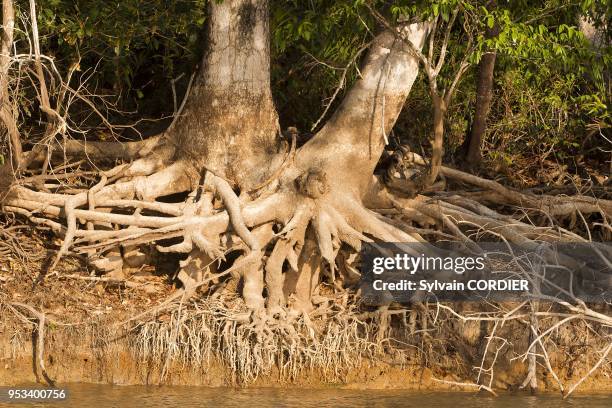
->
xmin=3 ymin=150 xmax=611 ymax=392
xmin=3 ymin=141 xmax=610 ymax=312
xmin=1 ymin=15 xmax=610 ymax=394
xmin=5 ymin=302 xmax=58 ymax=385
xmin=25 ymin=134 xmax=164 ymax=165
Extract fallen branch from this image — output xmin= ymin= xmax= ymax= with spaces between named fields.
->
xmin=431 ymin=376 xmax=498 ymax=396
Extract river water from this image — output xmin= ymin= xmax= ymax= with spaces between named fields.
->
xmin=1 ymin=385 xmax=611 ymax=407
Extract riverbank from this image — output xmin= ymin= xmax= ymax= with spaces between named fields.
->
xmin=2 ymin=333 xmax=611 ymax=393
xmin=2 ymin=302 xmax=611 ymax=393
xmin=1 ymin=255 xmax=610 ymax=393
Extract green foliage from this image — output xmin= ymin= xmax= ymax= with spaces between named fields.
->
xmin=6 ymin=0 xmax=610 ymax=179
xmin=270 ymin=0 xmax=374 ymax=128
xmin=269 ymin=0 xmax=609 ymax=178
xmin=478 ymin=1 xmax=610 ymax=171
xmin=24 ymin=0 xmax=207 ymax=98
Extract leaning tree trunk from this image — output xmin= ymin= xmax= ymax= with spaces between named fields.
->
xmin=167 ymin=0 xmax=281 ymax=191
xmin=297 ymin=26 xmax=428 ymax=195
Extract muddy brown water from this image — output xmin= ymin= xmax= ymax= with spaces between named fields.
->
xmin=1 ymin=385 xmax=611 ymax=407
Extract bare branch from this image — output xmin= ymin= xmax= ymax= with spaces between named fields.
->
xmin=310 ymin=41 xmax=371 ymax=131
xmin=428 ymin=15 xmax=439 ymax=63
xmin=434 ymin=6 xmax=460 ymax=76
xmin=564 ymin=343 xmax=612 ymax=399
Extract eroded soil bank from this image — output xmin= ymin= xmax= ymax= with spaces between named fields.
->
xmin=1 ymin=306 xmax=610 ymax=393
xmin=1 ymin=331 xmax=610 ymax=393
xmin=1 ymin=256 xmax=610 ymax=393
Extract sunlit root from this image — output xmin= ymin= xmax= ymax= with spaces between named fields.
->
xmin=402 ymin=152 xmax=612 ymax=217
xmin=7 ymin=146 xmax=608 ymax=318
xmin=4 ymin=152 xmax=431 ymax=316
xmin=25 ymin=134 xmax=166 ymax=165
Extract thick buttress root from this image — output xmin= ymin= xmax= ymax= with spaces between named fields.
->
xmin=2 ymin=151 xmax=402 ymax=311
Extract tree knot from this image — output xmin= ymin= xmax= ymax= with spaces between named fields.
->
xmin=296 ymin=169 xmax=329 ymax=199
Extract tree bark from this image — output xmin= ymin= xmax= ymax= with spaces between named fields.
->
xmin=0 ymin=13 xmax=430 ymax=313
xmin=424 ymin=93 xmax=446 ymax=185
xmin=463 ymin=1 xmax=498 ymax=166
xmin=167 ymin=0 xmax=280 ymax=190
xmin=297 ymin=24 xmax=429 ymax=197
xmin=1 ymin=0 xmax=22 ymax=169
xmin=579 ymin=15 xmax=608 ymax=50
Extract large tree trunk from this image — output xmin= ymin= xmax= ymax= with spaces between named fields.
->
xmin=167 ymin=0 xmax=281 ymax=191
xmin=463 ymin=0 xmax=498 ymax=166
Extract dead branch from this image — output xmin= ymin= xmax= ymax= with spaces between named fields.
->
xmin=563 ymin=342 xmax=612 ymax=399
xmin=431 ymin=376 xmax=498 ymax=396
xmin=6 ymin=302 xmax=55 ymax=385
xmin=1 ymin=0 xmax=22 ymax=168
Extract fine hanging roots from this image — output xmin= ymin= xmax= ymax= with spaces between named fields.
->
xmin=130 ymin=296 xmax=379 ymax=384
